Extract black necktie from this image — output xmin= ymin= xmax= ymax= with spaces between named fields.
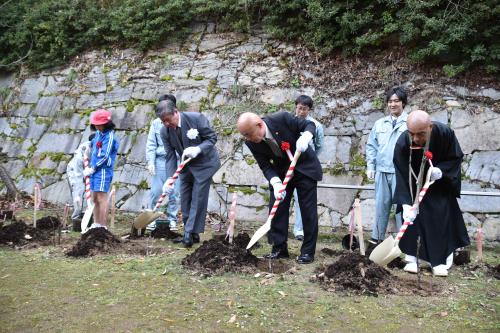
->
xmin=264 ymin=138 xmax=283 ymax=157
xmin=392 ymin=119 xmax=397 ymax=128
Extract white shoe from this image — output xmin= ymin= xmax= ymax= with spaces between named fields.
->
xmin=169 ymin=223 xmax=178 ymax=231
xmin=404 ymin=262 xmax=418 ymax=273
xmin=432 ymin=265 xmax=448 ymax=277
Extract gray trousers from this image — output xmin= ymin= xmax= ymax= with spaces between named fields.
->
xmin=180 ymin=171 xmax=212 ymax=234
xmin=371 ymin=171 xmax=402 ymax=241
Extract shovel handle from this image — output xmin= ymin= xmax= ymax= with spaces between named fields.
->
xmin=246 ymin=150 xmax=300 ymax=249
xmin=153 ymin=157 xmax=192 ymax=211
xmin=83 ymin=147 xmax=92 ymax=204
xmin=266 ymin=150 xmax=300 ymax=221
xmin=394 ymin=167 xmax=435 ymax=242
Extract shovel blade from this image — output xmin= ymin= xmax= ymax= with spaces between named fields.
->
xmin=246 ymin=221 xmax=271 ymax=250
xmin=80 ymin=202 xmax=94 ymax=233
xmin=133 ymin=210 xmax=162 ymax=229
xmin=369 ymin=236 xmax=402 ymax=266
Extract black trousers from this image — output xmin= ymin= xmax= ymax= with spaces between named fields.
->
xmin=268 ymin=171 xmax=318 ymax=256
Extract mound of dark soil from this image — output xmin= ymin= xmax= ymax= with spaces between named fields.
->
xmin=316 ymin=252 xmax=394 ymax=295
xmin=66 ymin=227 xmax=121 ymax=257
xmin=151 ymin=224 xmax=181 ymax=239
xmin=182 ymin=233 xmax=258 ymax=275
xmin=0 ymin=221 xmax=50 ymax=245
xmin=35 ymin=216 xmax=61 ymax=230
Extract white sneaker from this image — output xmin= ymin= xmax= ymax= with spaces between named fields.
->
xmin=169 ymin=223 xmax=178 ymax=231
xmin=432 ymin=265 xmax=448 ymax=277
xmin=403 ymin=262 xmax=418 ymax=273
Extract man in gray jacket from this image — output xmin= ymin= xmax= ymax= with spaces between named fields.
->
xmin=158 ymin=99 xmax=221 ymax=247
xmin=365 ymin=86 xmax=408 ymax=244
xmin=145 ymin=94 xmax=179 ymax=231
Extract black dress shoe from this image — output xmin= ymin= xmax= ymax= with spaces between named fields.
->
xmin=295 ymin=235 xmax=304 ymax=241
xmin=192 ymin=233 xmax=200 ymax=243
xmin=264 ymin=249 xmax=289 ymax=259
xmin=182 ymin=232 xmax=193 ymax=248
xmin=297 ymin=253 xmax=314 ymax=264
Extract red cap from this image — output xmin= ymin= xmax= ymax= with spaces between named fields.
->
xmin=91 ymin=109 xmax=112 ymax=125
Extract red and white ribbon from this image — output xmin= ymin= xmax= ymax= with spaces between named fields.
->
xmin=83 ymin=152 xmax=92 ymax=203
xmin=154 ymin=158 xmax=192 ymax=210
xmin=267 ymin=149 xmax=299 ymax=223
xmin=395 ymin=159 xmax=435 ymax=242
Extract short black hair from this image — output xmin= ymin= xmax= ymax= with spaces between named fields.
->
xmin=295 ymin=95 xmax=313 ymax=109
xmin=158 ymin=94 xmax=177 ymax=105
xmin=90 ymin=121 xmax=116 ymax=132
xmin=385 ymin=86 xmax=408 ymax=107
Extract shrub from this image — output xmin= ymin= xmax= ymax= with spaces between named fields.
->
xmin=0 ymin=0 xmax=497 ymax=75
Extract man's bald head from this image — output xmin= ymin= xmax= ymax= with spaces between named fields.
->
xmin=237 ymin=112 xmax=266 ymax=143
xmin=407 ymin=110 xmax=433 ymax=147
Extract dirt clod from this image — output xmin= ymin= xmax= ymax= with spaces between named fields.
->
xmin=0 ymin=221 xmax=50 ymax=245
xmin=182 ymin=233 xmax=258 ymax=275
xmin=453 ymin=249 xmax=471 ymax=266
xmin=387 ymin=257 xmax=406 ymax=269
xmin=66 ymin=228 xmax=121 ymax=257
xmin=35 ymin=216 xmax=61 ymax=230
xmin=316 ymin=252 xmax=394 ymax=295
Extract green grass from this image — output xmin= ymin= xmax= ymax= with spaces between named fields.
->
xmin=0 ymin=213 xmax=499 ymax=332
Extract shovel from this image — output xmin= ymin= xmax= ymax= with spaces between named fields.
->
xmin=369 ymin=167 xmax=435 ymax=266
xmin=132 ymin=157 xmax=191 ymax=231
xmin=81 ymin=148 xmax=94 ymax=233
xmin=246 ymin=150 xmax=301 ymax=250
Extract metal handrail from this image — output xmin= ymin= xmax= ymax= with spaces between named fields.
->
xmin=317 ymin=183 xmax=500 ymax=197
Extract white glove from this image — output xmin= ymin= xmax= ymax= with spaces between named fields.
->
xmin=182 ymin=146 xmax=201 ymax=159
xmin=162 ymin=179 xmax=174 ymax=195
xmin=430 ymin=167 xmax=442 ymax=181
xmin=83 ymin=167 xmax=95 ymax=177
xmin=296 ymin=131 xmax=313 ymax=153
xmin=402 ymin=204 xmax=417 ymax=224
xmin=366 ymin=170 xmax=375 ymax=180
xmin=270 ymin=177 xmax=286 ymax=200
xmin=147 ymin=164 xmax=155 ymax=176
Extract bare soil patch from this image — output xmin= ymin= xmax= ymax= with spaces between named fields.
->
xmin=182 ymin=233 xmax=259 ymax=275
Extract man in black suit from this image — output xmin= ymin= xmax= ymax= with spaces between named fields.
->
xmin=157 ymin=99 xmax=221 ymax=247
xmin=237 ymin=111 xmax=322 ymax=263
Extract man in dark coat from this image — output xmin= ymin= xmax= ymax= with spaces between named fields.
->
xmin=158 ymin=99 xmax=221 ymax=247
xmin=393 ymin=110 xmax=470 ymax=276
xmin=237 ymin=111 xmax=322 ymax=264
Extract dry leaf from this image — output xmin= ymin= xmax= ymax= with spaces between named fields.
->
xmin=440 ymin=311 xmax=448 ymax=317
xmin=228 ymin=314 xmax=237 ymax=323
xmin=278 ymin=291 xmax=287 ymax=297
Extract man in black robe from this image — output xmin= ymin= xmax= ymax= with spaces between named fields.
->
xmin=393 ymin=110 xmax=470 ymax=276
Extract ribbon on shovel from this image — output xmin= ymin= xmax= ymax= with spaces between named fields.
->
xmin=246 ymin=148 xmax=301 ymax=250
xmin=225 ymin=192 xmax=238 ymax=243
xmin=33 ymin=182 xmax=41 ymax=228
